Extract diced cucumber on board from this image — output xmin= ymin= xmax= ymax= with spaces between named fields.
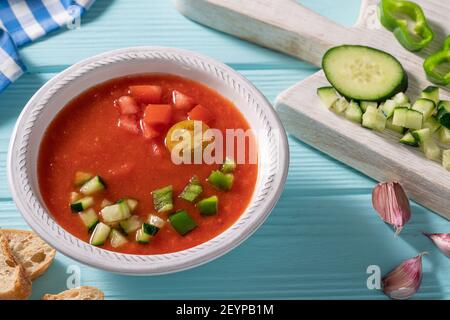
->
xmin=322 ymin=45 xmax=407 ymax=102
xmin=423 ymin=116 xmax=441 ymax=134
xmin=400 ymin=132 xmax=418 ymax=147
xmin=412 ymin=98 xmax=435 ymax=121
xmin=317 ymin=86 xmax=339 ymax=109
xmin=344 ymin=100 xmax=362 ymax=123
xmin=392 ymin=108 xmax=422 ymax=130
xmin=393 ymin=92 xmax=409 ymax=106
xmin=443 ymin=150 xmax=450 ymax=170
xmin=332 ymin=97 xmax=349 ymax=114
xmin=438 ymin=127 xmax=450 ymax=144
xmin=413 ymin=128 xmax=442 ymax=161
xmin=360 ymin=101 xmax=377 ymax=112
xmin=386 ymin=117 xmax=404 ymax=134
xmin=437 ymin=101 xmax=450 ymax=129
xmin=420 ymin=86 xmax=440 ymax=105
xmin=380 ymin=99 xmax=397 ymax=118
xmin=362 ymin=106 xmax=386 ymax=131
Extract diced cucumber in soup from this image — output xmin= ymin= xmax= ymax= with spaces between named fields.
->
xmin=100 ymin=203 xmax=131 ymax=223
xmin=90 ymin=222 xmax=111 ymax=246
xmin=110 ymin=229 xmax=128 ymax=248
xmin=119 ymin=215 xmax=142 ymax=235
xmin=79 ymin=208 xmax=99 ymax=231
xmin=80 ymin=176 xmax=106 ymax=195
xmin=70 ymin=196 xmax=94 ymax=212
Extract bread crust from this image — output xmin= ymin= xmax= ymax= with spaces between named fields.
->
xmin=42 ymin=286 xmax=105 ymax=300
xmin=0 ymin=235 xmax=32 ymax=300
xmin=0 ymin=229 xmax=56 ymax=280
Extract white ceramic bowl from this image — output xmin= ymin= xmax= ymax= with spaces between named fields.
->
xmin=7 ymin=47 xmax=289 ymax=275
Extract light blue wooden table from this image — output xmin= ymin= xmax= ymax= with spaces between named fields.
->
xmin=1 ymin=0 xmax=449 ymax=300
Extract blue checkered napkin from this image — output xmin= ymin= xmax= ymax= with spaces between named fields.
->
xmin=0 ymin=0 xmax=95 ymax=92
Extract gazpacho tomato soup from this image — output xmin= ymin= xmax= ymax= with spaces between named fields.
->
xmin=38 ymin=74 xmax=258 ymax=255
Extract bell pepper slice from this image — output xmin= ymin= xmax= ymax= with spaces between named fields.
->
xmin=423 ymin=36 xmax=450 ymax=86
xmin=379 ymin=0 xmax=434 ymax=52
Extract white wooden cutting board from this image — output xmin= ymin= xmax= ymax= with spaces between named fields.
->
xmin=174 ymin=0 xmax=450 ymax=220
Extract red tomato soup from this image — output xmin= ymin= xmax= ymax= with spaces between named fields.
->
xmin=38 ymin=74 xmax=258 ymax=254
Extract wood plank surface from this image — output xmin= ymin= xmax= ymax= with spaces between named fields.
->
xmin=0 ymin=0 xmax=448 ymax=300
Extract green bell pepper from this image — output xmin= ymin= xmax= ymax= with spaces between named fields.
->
xmin=379 ymin=0 xmax=434 ymax=52
xmin=423 ymin=36 xmax=450 ymax=86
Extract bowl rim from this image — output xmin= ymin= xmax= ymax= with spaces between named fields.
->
xmin=7 ymin=46 xmax=289 ymax=275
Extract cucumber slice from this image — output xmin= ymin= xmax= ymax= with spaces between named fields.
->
xmin=152 ymin=185 xmax=173 ymax=212
xmin=437 ymin=101 xmax=450 ymax=129
xmin=362 ymin=106 xmax=386 ymax=131
xmin=179 ymin=176 xmax=203 ymax=202
xmin=74 ymin=171 xmax=93 ymax=187
xmin=80 ymin=176 xmax=106 ymax=195
xmin=135 ymin=229 xmax=152 ymax=244
xmin=169 ymin=210 xmax=197 ymax=235
xmin=322 ymin=45 xmax=407 ymax=102
xmin=100 ymin=203 xmax=131 ymax=223
xmin=197 ymin=196 xmax=219 ymax=216
xmin=438 ymin=127 xmax=450 ymax=144
xmin=79 ymin=208 xmax=99 ymax=231
xmin=386 ymin=117 xmax=404 ymax=134
xmin=412 ymin=128 xmax=442 ymax=161
xmin=110 ymin=229 xmax=128 ymax=248
xmin=412 ymin=98 xmax=435 ymax=121
xmin=392 ymin=108 xmax=422 ymax=130
xmin=420 ymin=86 xmax=440 ymax=105
xmin=221 ymin=157 xmax=236 ymax=173
xmin=393 ymin=92 xmax=409 ymax=106
xmin=400 ymin=132 xmax=418 ymax=147
xmin=119 ymin=215 xmax=142 ymax=235
xmin=360 ymin=101 xmax=377 ymax=112
xmin=380 ymin=99 xmax=397 ymax=118
xmin=70 ymin=196 xmax=94 ymax=212
xmin=90 ymin=222 xmax=111 ymax=246
xmin=344 ymin=100 xmax=363 ymax=123
xmin=443 ymin=150 xmax=450 ymax=170
xmin=317 ymin=86 xmax=339 ymax=108
xmin=423 ymin=116 xmax=441 ymax=134
xmin=331 ymin=97 xmax=349 ymax=114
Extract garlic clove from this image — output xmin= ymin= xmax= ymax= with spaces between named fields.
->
xmin=424 ymin=233 xmax=450 ymax=258
xmin=382 ymin=253 xmax=426 ymax=300
xmin=372 ymin=182 xmax=411 ymax=235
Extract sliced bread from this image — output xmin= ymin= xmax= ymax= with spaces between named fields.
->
xmin=0 ymin=229 xmax=56 ymax=280
xmin=0 ymin=235 xmax=32 ymax=300
xmin=42 ymin=286 xmax=104 ymax=300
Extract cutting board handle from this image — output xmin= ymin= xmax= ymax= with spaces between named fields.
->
xmin=174 ymin=0 xmax=377 ymax=66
